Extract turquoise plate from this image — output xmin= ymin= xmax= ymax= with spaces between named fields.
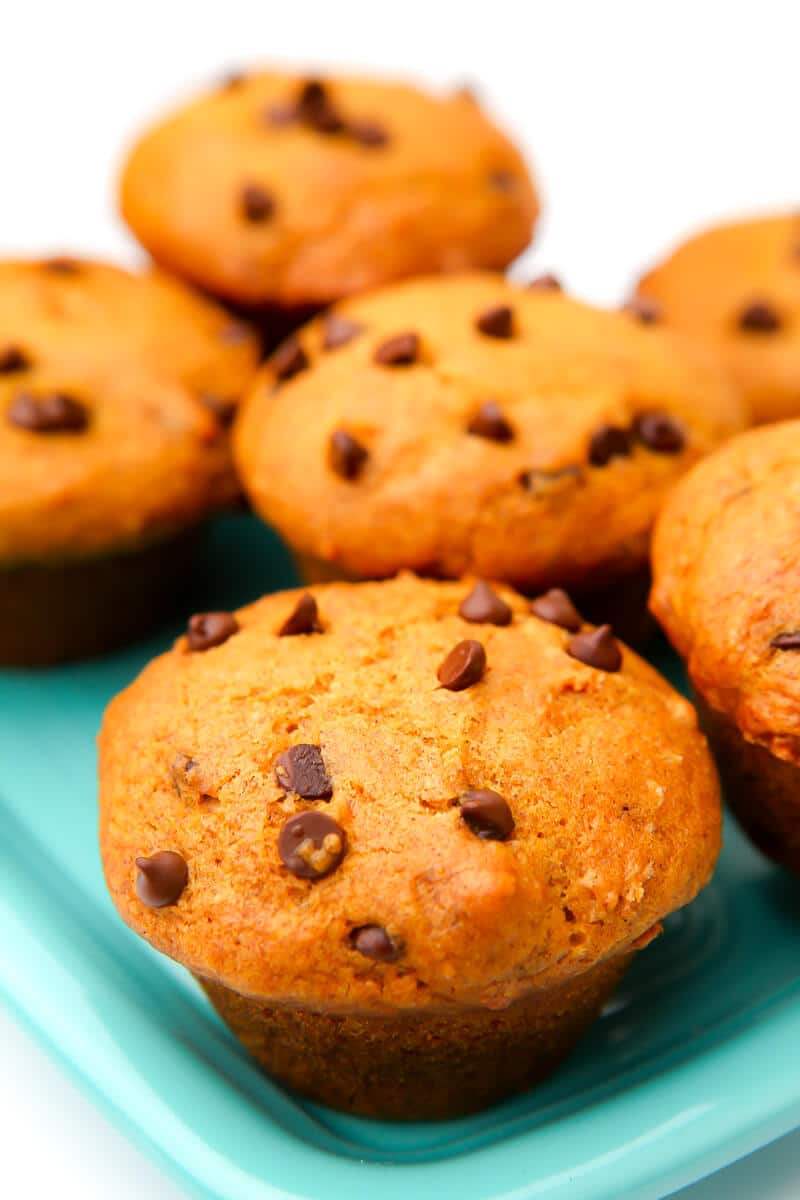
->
xmin=1 ymin=514 xmax=799 ymax=1200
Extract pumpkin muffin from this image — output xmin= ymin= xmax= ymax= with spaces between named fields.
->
xmin=119 ymin=71 xmax=538 ymax=336
xmin=635 ymin=213 xmax=800 ymax=424
xmin=652 ymin=420 xmax=800 ymax=873
xmin=0 ymin=257 xmax=259 ymax=665
xmin=234 ymin=271 xmax=745 ymax=643
xmin=99 ymin=574 xmax=721 ymax=1119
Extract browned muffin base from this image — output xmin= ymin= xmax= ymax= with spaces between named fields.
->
xmin=696 ymin=698 xmax=800 ymax=874
xmin=1 ymin=528 xmax=202 ymax=666
xmin=198 ymin=953 xmax=631 ymax=1120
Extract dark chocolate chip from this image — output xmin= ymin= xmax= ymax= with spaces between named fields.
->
xmin=199 ymin=393 xmax=237 ymax=427
xmin=489 ymin=170 xmax=515 ymax=191
xmin=275 ymin=744 xmax=332 ymax=799
xmin=0 ymin=345 xmax=30 ymax=373
xmin=7 ymin=391 xmax=88 ymax=433
xmin=42 ymin=257 xmax=80 ymax=274
xmin=566 ymin=624 xmax=622 ymax=672
xmin=350 ymin=924 xmax=403 ymax=961
xmin=437 ymin=639 xmax=486 ymax=691
xmin=278 ymin=592 xmax=321 ymax=636
xmin=625 ymin=297 xmax=661 ymax=324
xmin=739 ymin=300 xmax=781 ymax=333
xmin=135 ymin=851 xmax=189 ymax=908
xmin=588 ymin=424 xmax=631 ymax=467
xmin=520 ymin=465 xmax=585 ymax=496
xmin=322 ymin=314 xmax=363 ymax=351
xmin=459 ymin=581 xmax=512 ymax=626
xmin=467 ymin=400 xmax=514 ymax=442
xmin=186 ymin=611 xmax=239 ymax=652
xmin=272 ymin=336 xmax=309 ymax=380
xmin=296 ymin=78 xmax=344 ymax=134
xmin=373 ymin=331 xmax=419 ymax=366
xmin=770 ymin=631 xmax=800 ymax=650
xmin=633 ymin=411 xmax=686 ymax=454
xmin=475 ymin=304 xmax=514 ymax=339
xmin=241 ymin=183 xmax=275 ymax=222
xmin=531 ymin=588 xmax=582 ymax=631
xmin=528 ymin=273 xmax=562 ymax=292
xmin=278 ymin=811 xmax=346 ymax=879
xmin=348 ymin=119 xmax=389 ymax=147
xmin=329 ymin=429 xmax=369 ymax=479
xmin=457 ymin=789 xmax=515 ymax=841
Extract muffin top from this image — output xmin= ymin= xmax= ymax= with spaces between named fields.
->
xmin=99 ymin=575 xmax=720 ymax=1012
xmin=636 ymin=213 xmax=800 ymax=424
xmin=652 ymin=420 xmax=800 ymax=764
xmin=0 ymin=258 xmax=259 ymax=564
xmin=234 ymin=272 xmax=745 ymax=591
xmin=119 ymin=72 xmax=538 ymax=308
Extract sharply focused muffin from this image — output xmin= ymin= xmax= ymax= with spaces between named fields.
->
xmin=0 ymin=257 xmax=259 ymax=665
xmin=234 ymin=271 xmax=745 ymax=642
xmin=99 ymin=574 xmax=721 ymax=1119
xmin=120 ymin=72 xmax=538 ymax=324
xmin=635 ymin=213 xmax=800 ymax=424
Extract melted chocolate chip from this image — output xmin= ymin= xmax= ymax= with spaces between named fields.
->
xmin=739 ymin=300 xmax=781 ymax=333
xmin=349 ymin=119 xmax=389 ymax=147
xmin=528 ymin=273 xmax=562 ymax=292
xmin=770 ymin=631 xmax=800 ymax=650
xmin=0 ymin=345 xmax=30 ymax=373
xmin=531 ymin=588 xmax=582 ymax=631
xmin=278 ymin=811 xmax=346 ymax=879
xmin=437 ymin=639 xmax=486 ymax=691
xmin=475 ymin=304 xmax=514 ymax=339
xmin=633 ymin=411 xmax=685 ymax=454
xmin=457 ymin=789 xmax=515 ymax=841
xmin=467 ymin=400 xmax=514 ymax=442
xmin=272 ymin=336 xmax=309 ymax=380
xmin=322 ymin=314 xmax=363 ymax=350
xmin=521 ymin=465 xmax=585 ymax=497
xmin=329 ymin=429 xmax=369 ymax=479
xmin=278 ymin=592 xmax=321 ymax=636
xmin=186 ymin=611 xmax=239 ymax=652
xmin=459 ymin=581 xmax=512 ymax=626
xmin=373 ymin=331 xmax=419 ymax=366
xmin=350 ymin=924 xmax=403 ymax=961
xmin=588 ymin=425 xmax=631 ymax=467
xmin=275 ymin=744 xmax=332 ymax=799
xmin=567 ymin=624 xmax=622 ymax=672
xmin=7 ymin=392 xmax=88 ymax=433
xmin=199 ymin=393 xmax=237 ymax=427
xmin=135 ymin=851 xmax=189 ymax=908
xmin=625 ymin=297 xmax=661 ymax=324
xmin=296 ymin=78 xmax=344 ymax=134
xmin=241 ymin=183 xmax=275 ymax=222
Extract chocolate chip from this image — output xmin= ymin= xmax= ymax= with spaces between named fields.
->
xmin=186 ymin=611 xmax=239 ymax=652
xmin=489 ymin=170 xmax=515 ymax=191
xmin=7 ymin=392 xmax=88 ymax=433
xmin=42 ymin=257 xmax=80 ymax=275
xmin=633 ymin=411 xmax=685 ymax=454
xmin=322 ymin=314 xmax=363 ymax=350
xmin=272 ymin=336 xmax=309 ymax=380
xmin=0 ymin=346 xmax=30 ymax=373
xmin=278 ymin=811 xmax=346 ymax=879
xmin=437 ymin=639 xmax=486 ymax=691
xmin=567 ymin=624 xmax=622 ymax=672
xmin=373 ymin=331 xmax=419 ymax=366
xmin=625 ymin=297 xmax=661 ymax=324
xmin=770 ymin=631 xmax=800 ymax=650
xmin=521 ymin=465 xmax=585 ymax=497
xmin=588 ymin=425 xmax=631 ymax=467
xmin=467 ymin=400 xmax=514 ymax=442
xmin=348 ymin=119 xmax=389 ymax=147
xmin=329 ymin=429 xmax=369 ymax=480
xmin=199 ymin=393 xmax=237 ymax=427
xmin=135 ymin=851 xmax=189 ymax=908
xmin=350 ymin=925 xmax=403 ymax=961
xmin=739 ymin=300 xmax=781 ymax=333
xmin=459 ymin=581 xmax=512 ymax=626
xmin=531 ymin=588 xmax=582 ymax=631
xmin=241 ymin=184 xmax=275 ymax=222
xmin=475 ymin=304 xmax=514 ymax=339
xmin=296 ymin=78 xmax=344 ymax=134
xmin=275 ymin=744 xmax=332 ymax=799
xmin=456 ymin=789 xmax=515 ymax=841
xmin=278 ymin=592 xmax=321 ymax=636
xmin=528 ymin=273 xmax=562 ymax=292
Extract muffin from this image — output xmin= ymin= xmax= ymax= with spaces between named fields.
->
xmin=234 ymin=271 xmax=745 ymax=643
xmin=652 ymin=420 xmax=800 ymax=873
xmin=635 ymin=213 xmax=800 ymax=424
xmin=0 ymin=257 xmax=259 ymax=665
xmin=119 ymin=71 xmax=538 ymax=341
xmin=99 ymin=574 xmax=721 ymax=1120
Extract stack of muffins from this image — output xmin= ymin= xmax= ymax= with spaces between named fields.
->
xmin=6 ymin=66 xmax=799 ymax=1120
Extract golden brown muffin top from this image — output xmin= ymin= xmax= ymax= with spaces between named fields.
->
xmin=99 ymin=575 xmax=721 ymax=1013
xmin=0 ymin=258 xmax=259 ymax=564
xmin=119 ymin=73 xmax=538 ymax=307
xmin=652 ymin=420 xmax=800 ymax=764
xmin=234 ymin=272 xmax=746 ymax=591
xmin=636 ymin=213 xmax=800 ymax=424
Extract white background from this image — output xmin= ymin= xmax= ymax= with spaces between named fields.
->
xmin=1 ymin=1 xmax=798 ymax=1196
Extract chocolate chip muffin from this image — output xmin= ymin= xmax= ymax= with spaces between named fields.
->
xmin=635 ymin=213 xmax=800 ymax=424
xmin=119 ymin=72 xmax=538 ymax=336
xmin=234 ymin=271 xmax=745 ymax=643
xmin=652 ymin=420 xmax=800 ymax=873
xmin=0 ymin=257 xmax=259 ymax=665
xmin=99 ymin=574 xmax=721 ymax=1119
